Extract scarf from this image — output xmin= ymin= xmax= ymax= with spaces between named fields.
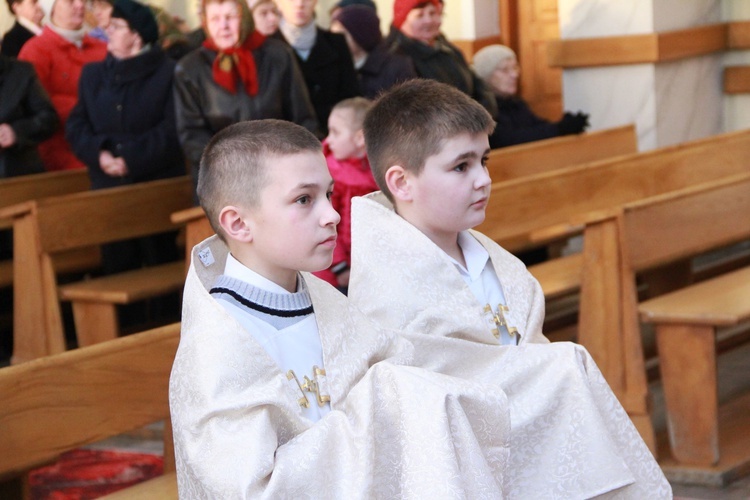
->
xmin=47 ymin=22 xmax=86 ymax=48
xmin=203 ymin=30 xmax=265 ymax=96
xmin=279 ymin=18 xmax=316 ymax=53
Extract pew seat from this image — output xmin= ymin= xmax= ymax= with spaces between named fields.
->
xmin=528 ymin=253 xmax=582 ymax=300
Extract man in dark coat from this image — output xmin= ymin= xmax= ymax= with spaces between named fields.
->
xmin=1 ymin=0 xmax=43 ymax=57
xmin=274 ymin=0 xmax=360 ymax=134
xmin=0 ymin=54 xmax=58 ymax=177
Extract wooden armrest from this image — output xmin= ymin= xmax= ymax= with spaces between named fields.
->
xmin=170 ymin=206 xmax=204 ymax=225
xmin=58 ymin=261 xmax=185 ymax=304
xmin=0 ymin=201 xmax=34 ymax=220
xmin=528 ymin=253 xmax=583 ymax=300
xmin=99 ymin=472 xmax=178 ymax=499
xmin=639 ymin=266 xmax=750 ymax=326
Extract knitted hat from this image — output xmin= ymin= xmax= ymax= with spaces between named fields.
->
xmin=111 ymin=0 xmax=159 ymax=44
xmin=333 ymin=5 xmax=382 ymax=52
xmin=38 ymin=0 xmax=56 ymax=25
xmin=472 ymin=44 xmax=517 ymax=81
xmin=330 ymin=0 xmax=377 ymax=14
xmin=392 ymin=0 xmax=439 ymax=29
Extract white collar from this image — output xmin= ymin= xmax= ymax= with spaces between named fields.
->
xmin=224 ymin=252 xmax=295 ymax=295
xmin=18 ymin=16 xmax=42 ymax=35
xmin=449 ymin=231 xmax=490 ymax=281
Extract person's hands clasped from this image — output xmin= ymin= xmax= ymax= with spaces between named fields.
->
xmin=0 ymin=124 xmax=18 ymax=149
xmin=99 ymin=150 xmax=129 ymax=177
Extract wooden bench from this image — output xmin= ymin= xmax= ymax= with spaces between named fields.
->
xmin=0 ymin=323 xmax=180 ymax=499
xmin=0 ymin=177 xmax=193 ymax=364
xmin=0 ymin=170 xmax=94 ymax=289
xmin=486 ymin=124 xmax=638 ymax=182
xmin=579 ymin=173 xmax=750 ymax=468
xmin=171 ymin=206 xmax=214 ymax=266
xmin=476 ymin=127 xmax=750 ymax=303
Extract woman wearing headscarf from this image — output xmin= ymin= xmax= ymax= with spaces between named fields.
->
xmin=65 ymin=0 xmax=183 ymax=278
xmin=384 ymin=0 xmax=496 ymax=117
xmin=173 ymin=0 xmax=318 ymax=196
xmin=473 ymin=44 xmax=589 ymax=149
xmin=18 ymin=0 xmax=107 ymax=171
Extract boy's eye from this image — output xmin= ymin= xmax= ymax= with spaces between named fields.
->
xmin=481 ymin=156 xmax=489 ymax=168
xmin=326 ymin=190 xmax=333 ymax=201
xmin=453 ymin=162 xmax=467 ymax=172
xmin=296 ymin=195 xmax=311 ymax=205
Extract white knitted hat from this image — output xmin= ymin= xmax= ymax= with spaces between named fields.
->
xmin=38 ymin=0 xmax=57 ymax=26
xmin=472 ymin=44 xmax=517 ymax=81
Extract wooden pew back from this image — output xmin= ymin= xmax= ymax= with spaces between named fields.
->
xmin=486 ymin=124 xmax=638 ymax=182
xmin=578 ymin=172 xmax=750 ymax=454
xmin=0 ymin=177 xmax=192 ymax=363
xmin=0 ymin=170 xmax=90 ymax=213
xmin=0 ymin=323 xmax=179 ymax=496
xmin=477 ymin=127 xmax=750 ymax=252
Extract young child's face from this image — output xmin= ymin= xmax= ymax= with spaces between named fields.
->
xmin=404 ymin=132 xmax=491 ymax=243
xmin=326 ymin=108 xmax=362 ymax=161
xmin=245 ymin=151 xmax=340 ymax=288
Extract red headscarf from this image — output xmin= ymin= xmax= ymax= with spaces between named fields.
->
xmin=201 ymin=0 xmax=265 ymax=95
xmin=392 ymin=0 xmax=441 ymax=29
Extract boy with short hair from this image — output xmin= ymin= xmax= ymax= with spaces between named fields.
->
xmin=313 ymin=96 xmax=378 ymax=290
xmin=170 ymin=119 xmax=518 ymax=497
xmin=348 ymin=79 xmax=672 ymax=498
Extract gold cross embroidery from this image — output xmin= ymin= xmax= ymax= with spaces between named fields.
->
xmin=483 ymin=303 xmax=518 ymax=339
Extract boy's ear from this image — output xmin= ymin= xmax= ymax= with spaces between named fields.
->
xmin=384 ymin=165 xmax=413 ymax=202
xmin=218 ymin=206 xmax=253 ymax=243
xmin=354 ymin=129 xmax=366 ymax=150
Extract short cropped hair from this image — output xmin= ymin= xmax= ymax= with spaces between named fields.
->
xmin=331 ymin=96 xmax=372 ymax=132
xmin=197 ymin=119 xmax=322 ymax=241
xmin=363 ymin=79 xmax=495 ymax=202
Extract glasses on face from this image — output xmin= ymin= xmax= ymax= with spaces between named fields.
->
xmin=106 ymin=19 xmax=130 ymax=32
xmin=496 ymin=63 xmax=520 ymax=74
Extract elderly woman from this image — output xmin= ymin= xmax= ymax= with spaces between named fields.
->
xmin=384 ymin=0 xmax=496 ymax=116
xmin=473 ymin=44 xmax=589 ymax=149
xmin=248 ymin=0 xmax=280 ymax=36
xmin=66 ymin=0 xmax=183 ymax=278
xmin=18 ymin=0 xmax=107 ymax=171
xmin=174 ymin=0 xmax=318 ymax=196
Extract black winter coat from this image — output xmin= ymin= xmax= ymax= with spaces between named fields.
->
xmin=1 ymin=21 xmax=35 ymax=58
xmin=489 ymin=96 xmax=560 ymax=149
xmin=358 ymin=42 xmax=416 ymax=99
xmin=385 ymin=28 xmax=497 ymax=118
xmin=0 ymin=55 xmax=58 ymax=177
xmin=66 ymin=47 xmax=185 ymax=190
xmin=173 ymin=37 xmax=319 ymax=192
xmin=274 ymin=28 xmax=361 ymax=133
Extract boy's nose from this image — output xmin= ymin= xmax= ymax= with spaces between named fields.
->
xmin=476 ymin=165 xmax=492 ymax=188
xmin=322 ymin=202 xmax=341 ymax=226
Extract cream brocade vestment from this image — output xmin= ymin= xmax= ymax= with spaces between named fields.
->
xmin=172 ymin=236 xmax=524 ymax=498
xmin=348 ymin=192 xmax=672 ymax=498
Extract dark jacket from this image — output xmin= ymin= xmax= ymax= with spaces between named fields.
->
xmin=1 ymin=21 xmax=35 ymax=58
xmin=66 ymin=47 xmax=185 ymax=190
xmin=0 ymin=55 xmax=58 ymax=177
xmin=489 ymin=96 xmax=559 ymax=149
xmin=358 ymin=42 xmax=416 ymax=99
xmin=385 ymin=28 xmax=497 ymax=117
xmin=173 ymin=37 xmax=318 ymax=193
xmin=274 ymin=28 xmax=360 ymax=132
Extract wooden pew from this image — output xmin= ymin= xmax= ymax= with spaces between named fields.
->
xmin=171 ymin=206 xmax=214 ymax=266
xmin=0 ymin=170 xmax=93 ymax=289
xmin=579 ymin=173 xmax=750 ymax=466
xmin=0 ymin=323 xmax=180 ymax=499
xmin=476 ymin=127 xmax=750 ymax=302
xmin=0 ymin=177 xmax=193 ymax=364
xmin=486 ymin=124 xmax=638 ymax=182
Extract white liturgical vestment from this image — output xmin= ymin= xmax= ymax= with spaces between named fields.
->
xmin=348 ymin=192 xmax=672 ymax=498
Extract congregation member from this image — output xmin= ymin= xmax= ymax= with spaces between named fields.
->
xmin=330 ymin=4 xmax=416 ymax=99
xmin=328 ymin=0 xmax=375 ymax=19
xmin=18 ymin=0 xmax=106 ymax=171
xmin=1 ymin=0 xmax=44 ymax=57
xmin=247 ymin=0 xmax=279 ymax=36
xmin=348 ymin=78 xmax=671 ymax=498
xmin=85 ymin=0 xmax=112 ymax=41
xmin=66 ymin=0 xmax=182 ymax=277
xmin=174 ymin=0 xmax=318 ymax=198
xmin=273 ymin=0 xmax=360 ymax=133
xmin=384 ymin=0 xmax=496 ymax=117
xmin=0 ymin=53 xmax=58 ymax=177
xmin=473 ymin=44 xmax=590 ymax=148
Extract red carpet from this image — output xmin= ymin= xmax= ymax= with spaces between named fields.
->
xmin=28 ymin=449 xmax=163 ymax=499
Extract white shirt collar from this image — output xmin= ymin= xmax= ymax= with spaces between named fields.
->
xmin=449 ymin=231 xmax=490 ymax=281
xmin=18 ymin=16 xmax=42 ymax=35
xmin=224 ymin=253 xmax=295 ymax=295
